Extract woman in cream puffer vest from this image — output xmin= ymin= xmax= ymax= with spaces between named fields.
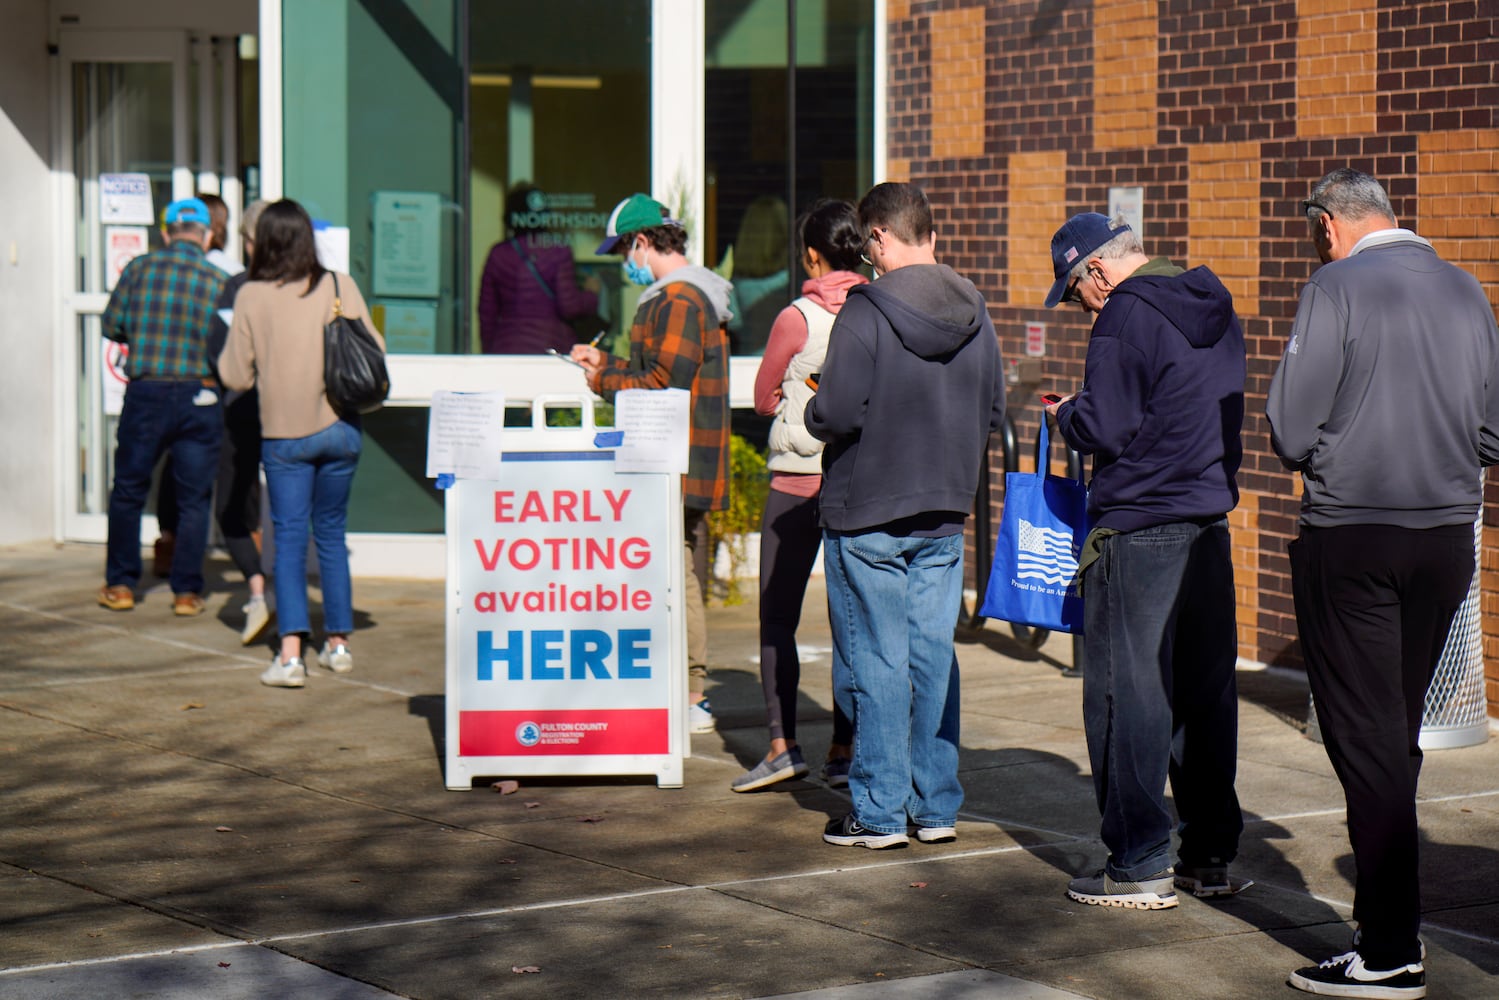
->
xmin=731 ymin=199 xmax=869 ymax=794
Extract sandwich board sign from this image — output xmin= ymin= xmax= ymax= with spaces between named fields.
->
xmin=442 ymin=396 xmax=685 ymax=789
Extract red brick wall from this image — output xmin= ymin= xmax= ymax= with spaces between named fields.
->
xmin=893 ymin=0 xmax=1499 ymax=717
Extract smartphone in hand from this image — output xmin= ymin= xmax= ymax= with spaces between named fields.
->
xmin=1039 ymin=392 xmax=1063 ymax=405
xmin=805 ymin=373 xmax=821 ymax=391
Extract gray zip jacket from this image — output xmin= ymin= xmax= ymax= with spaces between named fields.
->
xmin=1266 ymin=229 xmax=1499 ymax=527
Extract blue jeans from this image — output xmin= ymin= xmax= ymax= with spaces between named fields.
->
xmin=106 ymin=380 xmax=223 ymax=595
xmin=825 ymin=529 xmax=964 ymax=834
xmin=261 ymin=420 xmax=362 ymax=641
xmin=1082 ymin=519 xmax=1243 ymax=880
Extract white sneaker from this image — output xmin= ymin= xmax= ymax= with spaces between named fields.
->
xmin=317 ymin=641 xmax=354 ymax=674
xmin=240 ymin=597 xmax=271 ymax=645
xmin=688 ymin=698 xmax=715 ymax=734
xmin=260 ymin=655 xmax=306 ymax=688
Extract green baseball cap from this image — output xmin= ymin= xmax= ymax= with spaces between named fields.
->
xmin=596 ymin=194 xmax=682 ymax=254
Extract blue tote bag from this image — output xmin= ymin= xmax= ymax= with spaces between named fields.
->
xmin=977 ymin=419 xmax=1088 ymax=634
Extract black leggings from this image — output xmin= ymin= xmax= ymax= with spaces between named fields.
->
xmin=759 ymin=488 xmax=853 ymax=746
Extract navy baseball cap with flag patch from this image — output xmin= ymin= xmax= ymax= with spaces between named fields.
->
xmin=1044 ymin=213 xmax=1131 ymax=308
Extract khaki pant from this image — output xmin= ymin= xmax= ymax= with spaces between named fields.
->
xmin=684 ymin=507 xmax=710 ymax=695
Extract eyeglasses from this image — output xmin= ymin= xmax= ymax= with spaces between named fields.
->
xmin=1303 ymin=200 xmax=1333 ymax=220
xmin=860 ymin=227 xmax=883 ymax=268
xmin=1061 ymin=274 xmax=1084 ymax=304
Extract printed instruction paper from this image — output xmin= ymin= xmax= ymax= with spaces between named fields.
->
xmin=426 ymin=390 xmax=506 ymax=481
xmin=614 ymin=388 xmax=690 ymax=474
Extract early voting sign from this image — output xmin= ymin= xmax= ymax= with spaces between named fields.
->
xmin=443 ymin=397 xmax=685 ymax=789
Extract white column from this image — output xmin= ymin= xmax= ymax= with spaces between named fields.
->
xmin=258 ymin=0 xmax=283 ymax=201
xmin=219 ymin=36 xmax=242 ymax=264
xmin=651 ymin=0 xmax=705 ymax=265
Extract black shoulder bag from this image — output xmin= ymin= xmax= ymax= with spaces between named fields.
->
xmin=323 ymin=273 xmax=390 ymax=416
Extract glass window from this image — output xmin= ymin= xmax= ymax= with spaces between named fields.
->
xmin=282 ymin=1 xmax=464 ymax=354
xmin=706 ymin=0 xmax=876 ymax=358
xmin=469 ymin=1 xmax=651 ymax=356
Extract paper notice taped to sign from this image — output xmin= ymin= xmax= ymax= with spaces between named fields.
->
xmin=613 ymin=388 xmax=690 ymax=474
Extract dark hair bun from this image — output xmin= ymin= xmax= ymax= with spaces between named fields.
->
xmin=797 ymin=199 xmax=864 ymax=273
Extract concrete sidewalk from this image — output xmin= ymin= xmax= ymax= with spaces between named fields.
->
xmin=2 ymin=541 xmax=1497 ymax=999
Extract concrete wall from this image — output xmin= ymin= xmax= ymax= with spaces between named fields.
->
xmin=0 ymin=0 xmax=58 ymax=545
xmin=888 ymin=0 xmax=1499 ymax=717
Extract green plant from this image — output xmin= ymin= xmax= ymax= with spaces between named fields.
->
xmin=706 ymin=433 xmax=769 ymax=605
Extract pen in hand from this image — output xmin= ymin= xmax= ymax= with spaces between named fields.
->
xmin=588 ymin=330 xmax=607 ymax=348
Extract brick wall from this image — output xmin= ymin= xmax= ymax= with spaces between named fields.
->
xmin=891 ymin=0 xmax=1499 ymax=717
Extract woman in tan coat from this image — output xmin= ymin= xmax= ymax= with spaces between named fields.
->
xmin=219 ymin=199 xmax=384 ymax=687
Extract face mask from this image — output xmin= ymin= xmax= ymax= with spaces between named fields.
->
xmin=623 ymin=247 xmax=654 ymax=286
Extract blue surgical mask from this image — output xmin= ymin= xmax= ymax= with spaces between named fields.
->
xmin=623 ymin=248 xmax=654 ymax=286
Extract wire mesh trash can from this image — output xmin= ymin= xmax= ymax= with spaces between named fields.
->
xmin=1308 ymin=515 xmax=1490 ymax=751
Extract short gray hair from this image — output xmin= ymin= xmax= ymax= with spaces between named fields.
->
xmin=1068 ymin=214 xmax=1143 ymax=284
xmin=240 ymin=199 xmax=269 ymax=240
xmin=1305 ymin=168 xmax=1396 ymax=225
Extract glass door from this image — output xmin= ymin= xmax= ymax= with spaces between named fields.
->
xmin=56 ymin=30 xmax=245 ymax=542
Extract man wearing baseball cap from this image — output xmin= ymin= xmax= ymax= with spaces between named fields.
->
xmin=97 ymin=197 xmax=226 ymax=617
xmin=572 ymin=193 xmax=733 ymax=734
xmin=1040 ymin=212 xmax=1248 ymax=910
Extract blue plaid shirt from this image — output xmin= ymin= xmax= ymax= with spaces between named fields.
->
xmin=101 ymin=239 xmax=225 ymax=379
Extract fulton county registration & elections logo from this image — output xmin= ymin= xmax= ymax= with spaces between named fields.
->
xmin=516 ymin=721 xmax=541 ymax=747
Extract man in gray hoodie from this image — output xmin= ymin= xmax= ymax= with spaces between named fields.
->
xmin=806 ymin=182 xmax=1006 ymax=849
xmin=1269 ymin=168 xmax=1499 ymax=999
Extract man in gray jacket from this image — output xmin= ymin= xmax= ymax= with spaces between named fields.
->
xmin=806 ymin=182 xmax=1006 ymax=849
xmin=1268 ymin=167 xmax=1499 ymax=999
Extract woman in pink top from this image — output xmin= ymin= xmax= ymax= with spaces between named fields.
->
xmin=732 ymin=200 xmax=869 ymax=792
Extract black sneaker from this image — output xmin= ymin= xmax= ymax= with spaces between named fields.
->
xmin=1288 ymin=950 xmax=1425 ymax=998
xmin=1174 ymin=862 xmax=1253 ymax=898
xmin=822 ymin=813 xmax=908 ymax=849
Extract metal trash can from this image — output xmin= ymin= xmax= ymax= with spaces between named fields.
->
xmin=1418 ymin=516 xmax=1489 ymax=749
xmin=1307 ymin=515 xmax=1490 ymax=751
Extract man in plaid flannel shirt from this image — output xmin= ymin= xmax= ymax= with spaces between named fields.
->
xmin=97 ymin=198 xmax=226 ymax=617
xmin=572 ymin=194 xmax=732 ymax=734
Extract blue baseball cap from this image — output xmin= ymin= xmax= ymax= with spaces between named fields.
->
xmin=1044 ymin=213 xmax=1132 ymax=307
xmin=163 ymin=198 xmax=211 ymax=226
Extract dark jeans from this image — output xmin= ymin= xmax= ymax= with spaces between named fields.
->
xmin=758 ymin=488 xmax=853 ymax=745
xmin=1290 ymin=522 xmax=1472 ymax=970
xmin=106 ymin=380 xmax=223 ymax=595
xmin=1082 ymin=519 xmax=1243 ymax=880
xmin=216 ymin=389 xmax=264 ymax=581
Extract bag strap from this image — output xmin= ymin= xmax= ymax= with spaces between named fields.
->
xmin=1035 ymin=418 xmax=1085 ymax=486
xmin=329 ymin=271 xmax=344 ymax=319
xmin=510 ymin=237 xmax=557 ymax=301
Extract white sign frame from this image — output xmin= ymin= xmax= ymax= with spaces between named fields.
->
xmin=444 ymin=395 xmax=686 ymax=790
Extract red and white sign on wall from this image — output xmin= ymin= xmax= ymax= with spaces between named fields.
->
xmin=1025 ymin=322 xmax=1046 ymax=358
xmin=444 ymin=403 xmax=685 ymax=789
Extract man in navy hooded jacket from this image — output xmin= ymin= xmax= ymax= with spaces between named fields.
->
xmin=807 ymin=182 xmax=1006 ymax=850
xmin=1042 ymin=213 xmax=1247 ymax=910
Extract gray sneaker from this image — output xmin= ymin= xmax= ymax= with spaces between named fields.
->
xmin=317 ymin=641 xmax=354 ymax=674
xmin=731 ymin=748 xmax=810 ymax=792
xmin=240 ymin=597 xmax=271 ymax=646
xmin=1174 ymin=863 xmax=1253 ymax=898
xmin=260 ymin=655 xmax=306 ymax=688
xmin=1067 ymin=868 xmax=1178 ymax=909
xmin=821 ymin=756 xmax=851 ymax=788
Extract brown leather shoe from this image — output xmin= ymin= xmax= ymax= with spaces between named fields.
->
xmin=172 ymin=593 xmax=206 ymax=617
xmin=98 ymin=584 xmax=135 ymax=611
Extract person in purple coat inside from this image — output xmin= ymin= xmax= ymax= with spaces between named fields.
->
xmin=477 ymin=183 xmax=602 ymax=354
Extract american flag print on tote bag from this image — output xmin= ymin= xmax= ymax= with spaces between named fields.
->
xmin=977 ymin=420 xmax=1088 ymax=634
